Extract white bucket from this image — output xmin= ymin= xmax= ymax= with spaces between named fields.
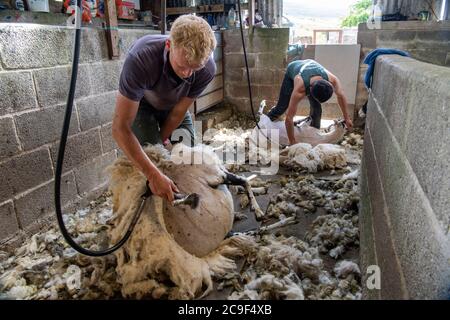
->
xmin=27 ymin=0 xmax=49 ymax=13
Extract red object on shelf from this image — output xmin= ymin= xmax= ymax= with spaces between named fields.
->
xmin=64 ymin=0 xmax=93 ymax=23
xmin=116 ymin=0 xmax=135 ymax=20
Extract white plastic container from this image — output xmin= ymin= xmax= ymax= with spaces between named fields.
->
xmin=27 ymin=0 xmax=50 ymax=13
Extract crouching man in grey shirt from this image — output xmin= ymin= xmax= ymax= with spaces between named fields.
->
xmin=112 ymin=15 xmax=217 ymax=202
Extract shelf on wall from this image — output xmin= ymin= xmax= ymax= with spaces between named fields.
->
xmin=166 ymin=4 xmax=225 ymax=15
xmin=166 ymin=7 xmax=196 ymax=15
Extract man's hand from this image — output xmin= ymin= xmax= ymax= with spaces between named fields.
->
xmin=147 ymin=170 xmax=179 ymax=202
xmin=285 ymin=79 xmax=304 ymax=147
xmin=162 ymin=138 xmax=173 ymax=151
xmin=344 ymin=117 xmax=353 ymax=130
xmin=328 ymin=73 xmax=352 ymax=131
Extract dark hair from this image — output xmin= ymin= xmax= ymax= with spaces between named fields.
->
xmin=310 ymin=80 xmax=333 ymax=103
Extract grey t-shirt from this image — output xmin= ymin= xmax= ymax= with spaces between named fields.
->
xmin=119 ymin=35 xmax=216 ymax=110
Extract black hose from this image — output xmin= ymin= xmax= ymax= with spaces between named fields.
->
xmin=236 ymin=0 xmax=287 ymax=148
xmin=236 ymin=0 xmax=260 ymax=131
xmin=54 ymin=0 xmax=143 ymax=256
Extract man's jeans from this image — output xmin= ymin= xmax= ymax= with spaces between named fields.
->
xmin=267 ymin=72 xmax=322 ymax=129
xmin=131 ymin=99 xmax=195 ymax=147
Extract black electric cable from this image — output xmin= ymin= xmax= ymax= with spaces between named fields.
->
xmin=236 ymin=0 xmax=260 ymax=131
xmin=55 ymin=0 xmax=146 ymax=257
xmin=235 ymin=0 xmax=287 ymax=148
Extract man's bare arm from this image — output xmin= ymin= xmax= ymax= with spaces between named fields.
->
xmin=328 ymin=73 xmax=353 ymax=129
xmin=160 ymin=97 xmax=194 ymax=142
xmin=112 ymin=93 xmax=179 ymax=201
xmin=285 ymin=76 xmax=305 ymax=145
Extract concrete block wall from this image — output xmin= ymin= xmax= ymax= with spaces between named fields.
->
xmin=0 ymin=24 xmax=158 ymax=244
xmin=360 ymin=55 xmax=450 ymax=299
xmin=223 ymin=28 xmax=289 ymax=114
xmin=355 ymin=21 xmax=450 ymax=117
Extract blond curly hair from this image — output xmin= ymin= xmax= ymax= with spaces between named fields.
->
xmin=170 ymin=15 xmax=217 ymax=66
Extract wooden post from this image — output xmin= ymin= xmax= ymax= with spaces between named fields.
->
xmin=104 ymin=0 xmax=120 ymax=59
xmin=249 ymin=0 xmax=255 ymax=28
xmin=161 ymin=0 xmax=167 ymax=35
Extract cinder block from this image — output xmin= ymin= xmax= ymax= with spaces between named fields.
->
xmin=250 ymin=69 xmax=275 ymax=85
xmin=224 ymin=96 xmax=259 ymax=115
xmin=224 ymin=53 xmax=256 ymax=69
xmin=364 ymin=80 xmax=450 ymax=299
xmin=0 ymin=117 xmax=21 ymax=161
xmin=246 ymin=36 xmax=279 ymax=54
xmin=363 ymin=128 xmax=409 ymax=299
xmin=15 ymin=104 xmax=79 ymax=151
xmin=225 ymin=84 xmax=251 ymax=99
xmin=100 ymin=123 xmax=118 ymax=153
xmin=403 ymin=71 xmax=450 ymax=225
xmin=49 ymin=129 xmax=102 ymax=173
xmin=224 ymin=69 xmax=244 ymax=82
xmin=0 ymin=24 xmax=72 ymax=69
xmin=118 ymin=29 xmax=156 ymax=58
xmin=0 ymin=201 xmax=19 ymax=239
xmin=255 ymin=84 xmax=278 ymax=101
xmin=416 ymin=30 xmax=450 ymax=42
xmin=0 ymin=71 xmax=38 ymax=116
xmin=408 ymin=49 xmax=449 ymax=66
xmin=14 ymin=172 xmax=77 ymax=229
xmin=357 ymin=31 xmax=377 ymax=49
xmin=378 ymin=30 xmax=417 ymax=42
xmin=274 ymin=70 xmax=285 ymax=84
xmin=223 ymin=31 xmax=245 ymax=53
xmin=74 ymin=151 xmax=117 ymax=195
xmin=375 ymin=121 xmax=450 ymax=299
xmin=33 ymin=64 xmax=91 ymax=108
xmin=77 ymin=92 xmax=117 ymax=131
xmin=0 ymin=148 xmax=54 ymax=203
xmin=359 ymin=154 xmax=381 ymax=300
xmin=371 ymin=56 xmax=417 ymax=148
xmin=257 ymin=53 xmax=285 ymax=69
xmin=88 ymin=61 xmax=121 ymax=94
xmin=79 ymin=29 xmax=109 ymax=62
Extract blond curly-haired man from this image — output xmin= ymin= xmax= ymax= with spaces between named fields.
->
xmin=112 ymin=15 xmax=217 ymax=202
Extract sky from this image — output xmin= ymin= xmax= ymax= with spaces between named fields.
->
xmin=283 ymin=0 xmax=360 ymax=19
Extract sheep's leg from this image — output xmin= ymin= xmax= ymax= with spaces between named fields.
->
xmin=223 ymin=172 xmax=265 ymax=221
xmin=246 ymin=185 xmax=265 ymax=220
xmin=259 ymin=216 xmax=296 ymax=233
xmin=234 ymin=186 xmax=266 ymax=195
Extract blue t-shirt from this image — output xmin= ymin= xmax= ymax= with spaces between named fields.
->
xmin=119 ymin=35 xmax=216 ymax=110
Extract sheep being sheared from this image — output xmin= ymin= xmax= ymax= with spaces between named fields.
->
xmin=107 ymin=144 xmax=260 ymax=299
xmin=254 ymin=100 xmax=346 ymax=147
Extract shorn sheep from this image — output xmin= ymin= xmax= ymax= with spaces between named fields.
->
xmin=254 ymin=100 xmax=346 ymax=147
xmin=107 ymin=144 xmax=261 ymax=299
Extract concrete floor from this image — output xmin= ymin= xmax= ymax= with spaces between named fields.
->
xmin=203 ymin=164 xmax=360 ymax=300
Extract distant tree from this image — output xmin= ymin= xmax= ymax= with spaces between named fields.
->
xmin=341 ymin=0 xmax=372 ymax=27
